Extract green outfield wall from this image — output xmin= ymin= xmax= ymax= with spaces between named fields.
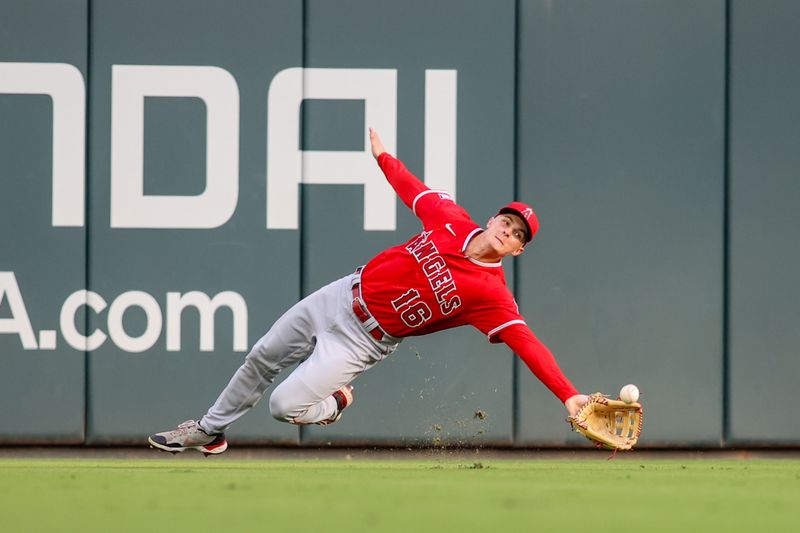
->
xmin=1 ymin=0 xmax=797 ymax=447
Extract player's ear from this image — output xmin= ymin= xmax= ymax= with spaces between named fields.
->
xmin=511 ymin=246 xmax=525 ymax=257
xmin=486 ymin=216 xmax=495 ymax=227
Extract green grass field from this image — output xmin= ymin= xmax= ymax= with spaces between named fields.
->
xmin=1 ymin=456 xmax=798 ymax=532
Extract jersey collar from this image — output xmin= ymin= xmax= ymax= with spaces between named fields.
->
xmin=461 ymin=228 xmax=482 ymax=252
xmin=466 ymin=256 xmax=503 ymax=268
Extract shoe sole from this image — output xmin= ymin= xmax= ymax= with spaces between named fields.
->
xmin=147 ymin=436 xmax=228 ymax=456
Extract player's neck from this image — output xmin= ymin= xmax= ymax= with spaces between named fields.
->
xmin=464 ymin=232 xmax=504 ymax=264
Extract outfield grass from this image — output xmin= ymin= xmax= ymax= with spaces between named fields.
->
xmin=1 ymin=457 xmax=798 ymax=532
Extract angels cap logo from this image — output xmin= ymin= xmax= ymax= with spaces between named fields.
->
xmin=497 ymin=201 xmax=539 ymax=244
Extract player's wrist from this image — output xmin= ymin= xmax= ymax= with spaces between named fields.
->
xmin=564 ymin=393 xmax=589 ymax=417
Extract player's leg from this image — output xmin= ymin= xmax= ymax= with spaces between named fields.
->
xmin=267 ymin=340 xmax=357 ymax=424
xmin=196 ymin=321 xmax=313 ymax=433
xmin=148 ymin=276 xmax=347 ymax=453
xmin=268 ymin=295 xmax=395 ymax=425
xmin=198 ymin=278 xmax=345 ymax=433
xmin=148 ymin=306 xmax=317 ymax=454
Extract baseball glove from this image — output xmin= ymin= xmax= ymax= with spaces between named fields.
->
xmin=567 ymin=393 xmax=643 ymax=450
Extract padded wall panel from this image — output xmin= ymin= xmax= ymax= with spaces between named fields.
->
xmin=516 ymin=0 xmax=726 ymax=446
xmin=86 ymin=0 xmax=302 ymax=444
xmin=0 ymin=0 xmax=88 ymax=443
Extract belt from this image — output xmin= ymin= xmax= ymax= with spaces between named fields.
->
xmin=351 ymin=269 xmax=389 ymax=342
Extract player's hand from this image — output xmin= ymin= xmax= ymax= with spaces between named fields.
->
xmin=564 ymin=393 xmax=590 ymax=418
xmin=369 ymin=127 xmax=386 ymax=159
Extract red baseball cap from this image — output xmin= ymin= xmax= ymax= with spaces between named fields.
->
xmin=497 ymin=201 xmax=539 ymax=243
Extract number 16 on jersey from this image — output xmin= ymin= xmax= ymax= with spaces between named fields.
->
xmin=391 ymin=289 xmax=432 ymax=328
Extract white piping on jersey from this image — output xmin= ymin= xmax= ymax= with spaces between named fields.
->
xmin=461 ymin=227 xmax=482 ymax=252
xmin=487 ymin=319 xmax=527 ymax=340
xmin=467 ymin=256 xmax=503 ymax=268
xmin=412 ymin=189 xmax=452 ymax=216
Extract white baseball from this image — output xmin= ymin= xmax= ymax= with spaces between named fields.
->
xmin=619 ymin=384 xmax=640 ymax=404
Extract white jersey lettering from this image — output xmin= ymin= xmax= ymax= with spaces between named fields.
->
xmin=402 ymin=231 xmax=462 ymax=317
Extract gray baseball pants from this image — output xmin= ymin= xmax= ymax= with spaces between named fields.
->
xmin=199 ymin=272 xmax=400 ymax=432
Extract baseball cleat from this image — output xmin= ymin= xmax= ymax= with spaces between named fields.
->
xmin=148 ymin=420 xmax=228 ymax=455
xmin=317 ymin=385 xmax=354 ymax=425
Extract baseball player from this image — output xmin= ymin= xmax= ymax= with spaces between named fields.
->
xmin=148 ymin=128 xmax=589 ymax=455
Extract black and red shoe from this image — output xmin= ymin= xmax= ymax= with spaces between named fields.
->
xmin=148 ymin=420 xmax=228 ymax=456
xmin=317 ymin=385 xmax=354 ymax=425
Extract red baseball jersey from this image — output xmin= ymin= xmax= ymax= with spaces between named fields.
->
xmin=360 ymin=153 xmax=579 ymax=402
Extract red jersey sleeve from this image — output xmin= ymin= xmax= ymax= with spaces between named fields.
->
xmin=497 ymin=324 xmax=579 ymax=403
xmin=377 ymin=152 xmax=465 ymax=229
xmin=377 ymin=152 xmax=427 ymax=209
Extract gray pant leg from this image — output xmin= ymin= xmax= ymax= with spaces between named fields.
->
xmin=268 ymin=275 xmax=399 ymax=424
xmin=267 ymin=323 xmax=370 ymax=424
xmin=199 ymin=278 xmax=337 ymax=433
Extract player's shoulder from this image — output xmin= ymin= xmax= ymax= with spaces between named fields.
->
xmin=476 ymin=268 xmax=515 ymax=299
xmin=439 ymin=217 xmax=479 ymax=236
xmin=428 ymin=219 xmax=481 ymax=255
xmin=412 ymin=190 xmax=477 ymax=222
xmin=412 ymin=189 xmax=455 ymax=211
xmin=461 ymin=275 xmax=521 ymax=321
xmin=416 ymin=193 xmax=477 ymax=233
xmin=488 ymin=284 xmax=520 ymax=314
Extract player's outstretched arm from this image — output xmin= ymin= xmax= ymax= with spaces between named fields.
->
xmin=369 ymin=127 xmax=429 ymax=211
xmin=497 ymin=325 xmax=587 ymax=415
xmin=369 ymin=127 xmax=386 ymax=159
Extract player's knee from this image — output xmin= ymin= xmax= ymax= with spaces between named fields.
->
xmin=268 ymin=389 xmax=299 ymax=422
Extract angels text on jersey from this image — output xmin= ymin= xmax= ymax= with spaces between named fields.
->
xmin=394 ymin=230 xmax=462 ymax=328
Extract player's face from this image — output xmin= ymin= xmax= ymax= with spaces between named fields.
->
xmin=486 ymin=214 xmax=527 ymax=257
